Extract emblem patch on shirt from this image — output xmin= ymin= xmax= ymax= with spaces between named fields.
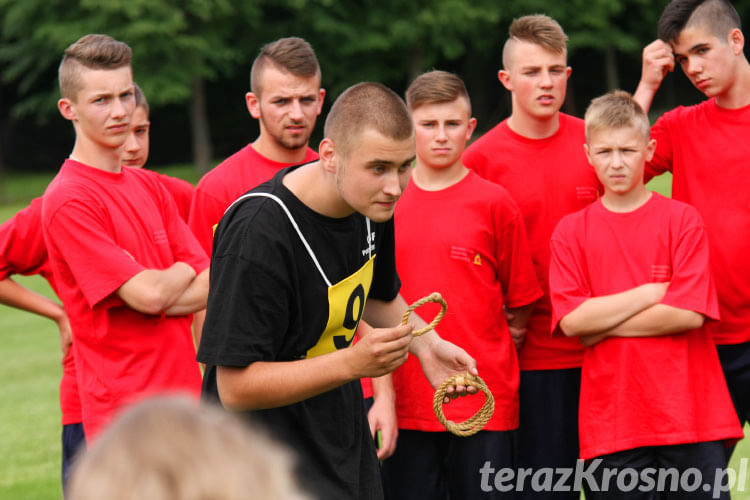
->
xmin=650 ymin=264 xmax=671 ymax=282
xmin=450 ymin=245 xmax=483 ymax=266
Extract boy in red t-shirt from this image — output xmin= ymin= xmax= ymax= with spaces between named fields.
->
xmin=462 ymin=16 xmax=602 ymax=495
xmin=634 ymin=0 xmax=750 ymax=461
xmin=0 ymin=80 xmax=200 ymax=490
xmin=42 ymin=34 xmax=209 ymax=440
xmin=381 ymin=70 xmax=542 ymax=499
xmin=550 ymin=90 xmax=742 ymax=498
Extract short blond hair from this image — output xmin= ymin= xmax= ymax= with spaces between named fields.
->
xmin=67 ymin=397 xmax=310 ymax=500
xmin=502 ymin=14 xmax=568 ymax=69
xmin=584 ymin=90 xmax=650 ymax=142
xmin=324 ymin=82 xmax=413 ymax=159
xmin=406 ymin=70 xmax=471 ymax=114
xmin=58 ymin=34 xmax=132 ymax=101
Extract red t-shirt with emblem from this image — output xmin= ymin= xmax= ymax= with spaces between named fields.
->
xmin=550 ymin=194 xmax=742 ymax=459
xmin=393 ymin=171 xmax=542 ymax=430
xmin=463 ymin=113 xmax=602 ymax=370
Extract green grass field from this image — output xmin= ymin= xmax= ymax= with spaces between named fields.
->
xmin=0 ymin=170 xmax=748 ymax=499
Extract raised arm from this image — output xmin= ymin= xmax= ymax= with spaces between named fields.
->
xmin=633 ymin=39 xmax=675 ymax=113
xmin=116 ymin=262 xmax=196 ymax=315
xmin=559 ymin=282 xmax=668 ymax=338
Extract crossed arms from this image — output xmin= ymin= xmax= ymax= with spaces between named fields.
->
xmin=559 ymin=282 xmax=704 ymax=346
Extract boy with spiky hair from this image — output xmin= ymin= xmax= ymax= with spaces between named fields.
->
xmin=197 ymin=82 xmax=478 ymax=500
xmin=381 ymin=70 xmax=541 ymax=499
xmin=463 ymin=15 xmax=602 ymax=496
xmin=43 ymin=34 xmax=209 ymax=440
xmin=634 ymin=0 xmax=750 ymax=461
xmin=550 ymin=90 xmax=741 ymax=499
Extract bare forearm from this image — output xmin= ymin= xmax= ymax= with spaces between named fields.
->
xmin=165 ymin=268 xmax=209 ymax=316
xmin=117 ymin=262 xmax=196 ymax=315
xmin=0 ymin=278 xmax=65 ymax=322
xmin=370 ymin=373 xmax=395 ymax=403
xmin=560 ymin=283 xmax=666 ymax=337
xmin=606 ymin=304 xmax=704 ymax=338
xmin=633 ymin=83 xmax=658 ymax=115
xmin=217 ymin=350 xmax=357 ymax=410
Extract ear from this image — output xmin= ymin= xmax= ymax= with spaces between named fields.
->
xmin=245 ymin=92 xmax=261 ymax=119
xmin=583 ymin=143 xmax=593 ymax=166
xmin=565 ymin=66 xmax=572 ymax=80
xmin=645 ymin=138 xmax=657 ymax=162
xmin=58 ymin=98 xmax=77 ymax=121
xmin=729 ymin=28 xmax=745 ymax=55
xmin=318 ymin=137 xmax=337 ymax=173
xmin=317 ymin=88 xmax=326 ymax=114
xmin=498 ymin=69 xmax=512 ymax=91
xmin=466 ymin=117 xmax=478 ymax=141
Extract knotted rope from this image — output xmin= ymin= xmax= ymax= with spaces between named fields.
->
xmin=401 ymin=293 xmax=495 ymax=436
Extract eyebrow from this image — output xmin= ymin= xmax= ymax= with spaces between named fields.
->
xmin=366 ymin=156 xmax=416 ymax=167
xmin=675 ymin=42 xmax=710 ymax=56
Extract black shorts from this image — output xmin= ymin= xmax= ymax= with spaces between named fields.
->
xmin=585 ymin=441 xmax=729 ymax=500
xmin=62 ymin=422 xmax=85 ymax=496
xmin=517 ymin=367 xmax=581 ymax=499
xmin=381 ymin=429 xmax=516 ymax=500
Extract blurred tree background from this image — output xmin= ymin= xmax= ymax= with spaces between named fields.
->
xmin=1 ymin=0 xmax=748 ymax=186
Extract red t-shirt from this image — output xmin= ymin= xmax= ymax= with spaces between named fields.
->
xmin=647 ymin=99 xmax=750 ymax=345
xmin=463 ymin=114 xmax=602 ymax=370
xmin=189 ymin=144 xmax=318 ymax=256
xmin=152 ymin=172 xmax=195 ymax=223
xmin=42 ymin=160 xmax=209 ymax=439
xmin=549 ymin=194 xmax=742 ymax=459
xmin=393 ymin=171 xmax=542 ymax=431
xmin=0 ymin=197 xmax=81 ymax=425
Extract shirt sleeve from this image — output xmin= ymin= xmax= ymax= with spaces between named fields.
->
xmin=548 ymin=218 xmax=592 ymax=333
xmin=660 ymin=208 xmax=720 ymax=320
xmin=0 ymin=198 xmax=47 ymax=279
xmin=44 ymin=196 xmax=145 ymax=309
xmin=368 ymin=218 xmax=401 ymax=302
xmin=197 ymin=203 xmax=292 ymax=367
xmin=645 ymin=112 xmax=675 ymax=182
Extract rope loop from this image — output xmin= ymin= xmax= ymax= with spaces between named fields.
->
xmin=401 ymin=292 xmax=447 ymax=336
xmin=433 ymin=373 xmax=495 ymax=437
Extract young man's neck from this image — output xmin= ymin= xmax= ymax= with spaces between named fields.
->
xmin=69 ymin=138 xmax=123 ymax=173
xmin=412 ymin=161 xmax=468 ymax=191
xmin=252 ymin=135 xmax=310 ymax=165
xmin=506 ymin=110 xmax=561 ymax=139
xmin=601 ymin=184 xmax=652 ymax=213
xmin=283 ymin=161 xmax=352 ymax=218
xmin=715 ymin=59 xmax=750 ymax=109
